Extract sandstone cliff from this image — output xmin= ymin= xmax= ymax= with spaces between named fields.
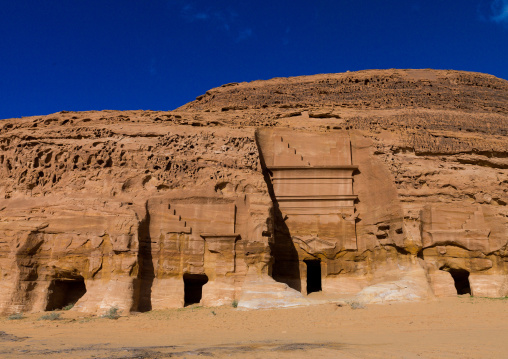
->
xmin=0 ymin=69 xmax=507 ymax=314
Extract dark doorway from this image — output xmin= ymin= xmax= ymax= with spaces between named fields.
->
xmin=183 ymin=273 xmax=208 ymax=306
xmin=448 ymin=268 xmax=471 ymax=295
xmin=46 ymin=277 xmax=86 ymax=311
xmin=304 ymin=259 xmax=322 ymax=294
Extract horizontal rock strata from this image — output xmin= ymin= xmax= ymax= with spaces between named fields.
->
xmin=0 ymin=69 xmax=507 ymax=314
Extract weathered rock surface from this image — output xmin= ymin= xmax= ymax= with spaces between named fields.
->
xmin=0 ymin=69 xmax=507 ymax=314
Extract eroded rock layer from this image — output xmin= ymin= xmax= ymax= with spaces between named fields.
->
xmin=0 ymin=69 xmax=507 ymax=314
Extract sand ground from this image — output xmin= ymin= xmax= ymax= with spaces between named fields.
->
xmin=0 ymin=296 xmax=507 ymax=359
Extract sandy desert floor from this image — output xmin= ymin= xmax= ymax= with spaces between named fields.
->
xmin=0 ymin=295 xmax=507 ymax=359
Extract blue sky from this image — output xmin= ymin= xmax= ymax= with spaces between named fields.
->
xmin=1 ymin=0 xmax=507 ymax=119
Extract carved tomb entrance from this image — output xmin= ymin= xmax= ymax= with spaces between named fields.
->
xmin=423 ymin=205 xmax=490 ymax=296
xmin=444 ymin=268 xmax=471 ymax=295
xmin=304 ymin=259 xmax=322 ymax=294
xmin=46 ymin=276 xmax=86 ymax=311
xmin=257 ymin=129 xmax=358 ymax=295
xmin=183 ymin=273 xmax=209 ymax=306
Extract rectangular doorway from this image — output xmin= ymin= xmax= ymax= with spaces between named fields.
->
xmin=304 ymin=259 xmax=322 ymax=294
xmin=183 ymin=273 xmax=208 ymax=306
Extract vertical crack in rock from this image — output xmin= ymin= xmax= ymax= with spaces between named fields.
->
xmin=137 ymin=201 xmax=154 ymax=312
xmin=255 ymin=129 xmax=301 ymax=291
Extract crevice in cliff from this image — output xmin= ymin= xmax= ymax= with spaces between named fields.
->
xmin=392 ymin=149 xmax=508 ymax=168
xmin=254 ymin=129 xmax=301 ymax=292
xmin=455 ymin=157 xmax=508 ymax=169
xmin=137 ymin=203 xmax=154 ymax=312
xmin=269 ymin=211 xmax=302 ymax=292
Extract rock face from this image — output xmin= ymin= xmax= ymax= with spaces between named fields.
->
xmin=0 ymin=69 xmax=507 ymax=314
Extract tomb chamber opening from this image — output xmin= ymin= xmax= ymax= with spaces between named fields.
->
xmin=183 ymin=273 xmax=209 ymax=306
xmin=46 ymin=277 xmax=87 ymax=311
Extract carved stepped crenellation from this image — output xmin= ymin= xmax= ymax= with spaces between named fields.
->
xmin=462 ymin=209 xmax=488 ymax=232
xmin=274 ymin=136 xmax=310 ymax=166
xmin=166 ymin=204 xmax=190 ymax=233
xmin=422 ymin=205 xmax=491 ymax=252
xmin=259 ymin=129 xmax=359 ymax=258
xmin=170 ymin=203 xmax=237 ymax=236
xmin=267 ymin=131 xmax=358 ymax=216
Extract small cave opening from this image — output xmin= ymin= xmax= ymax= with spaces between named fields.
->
xmin=441 ymin=267 xmax=471 ymax=295
xmin=183 ymin=273 xmax=208 ymax=306
xmin=304 ymin=259 xmax=322 ymax=294
xmin=449 ymin=268 xmax=471 ymax=295
xmin=46 ymin=277 xmax=86 ymax=311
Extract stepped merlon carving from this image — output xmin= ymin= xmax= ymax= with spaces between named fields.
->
xmin=422 ymin=205 xmax=491 ymax=252
xmin=268 ymin=131 xmax=358 ymax=216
